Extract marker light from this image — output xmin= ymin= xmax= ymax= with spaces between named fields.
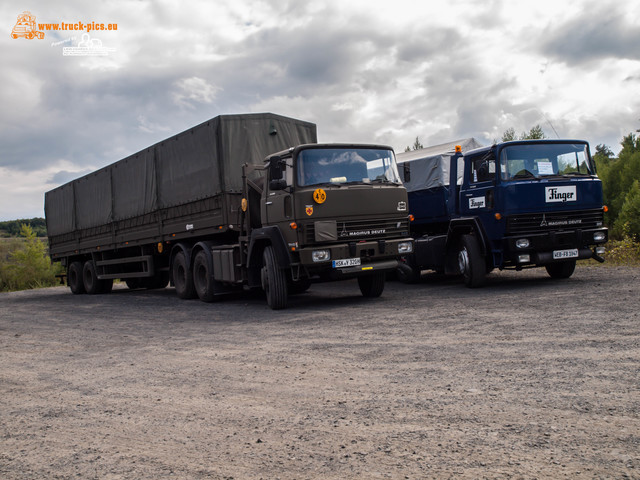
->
xmin=290 ymin=222 xmax=298 ymax=230
xmin=603 ymin=205 xmax=609 ymax=213
xmin=455 ymin=145 xmax=462 ymax=153
xmin=409 ymin=214 xmax=415 ymax=222
xmin=494 ymin=213 xmax=502 ymax=220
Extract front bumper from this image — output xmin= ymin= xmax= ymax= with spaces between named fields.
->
xmin=297 ymin=237 xmax=413 ymax=277
xmin=503 ymin=228 xmax=608 ymax=265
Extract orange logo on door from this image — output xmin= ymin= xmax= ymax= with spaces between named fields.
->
xmin=11 ymin=11 xmax=44 ymax=39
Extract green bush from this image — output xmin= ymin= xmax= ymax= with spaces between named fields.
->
xmin=0 ymin=224 xmax=62 ymax=292
xmin=602 ymin=223 xmax=640 ymax=266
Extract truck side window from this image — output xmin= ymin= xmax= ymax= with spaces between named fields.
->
xmin=470 ymin=153 xmax=496 ymax=183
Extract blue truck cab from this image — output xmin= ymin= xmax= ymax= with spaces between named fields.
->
xmin=397 ymin=139 xmax=608 ymax=286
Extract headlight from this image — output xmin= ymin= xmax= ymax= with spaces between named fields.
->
xmin=515 ymin=238 xmax=530 ymax=249
xmin=312 ymin=250 xmax=330 ymax=262
xmin=593 ymin=232 xmax=606 ymax=242
xmin=398 ymin=241 xmax=413 ymax=253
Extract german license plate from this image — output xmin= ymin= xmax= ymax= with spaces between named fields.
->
xmin=332 ymin=257 xmax=361 ymax=268
xmin=553 ymin=249 xmax=578 ymax=259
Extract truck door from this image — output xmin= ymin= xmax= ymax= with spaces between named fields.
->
xmin=263 ymin=158 xmax=295 ymax=228
xmin=459 ymin=151 xmax=497 ymax=226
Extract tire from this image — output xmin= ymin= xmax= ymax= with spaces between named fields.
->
xmin=396 ymin=261 xmax=421 ymax=284
xmin=261 ymin=246 xmax=288 ymax=310
xmin=545 ymin=260 xmax=576 ymax=279
xmin=193 ymin=250 xmax=222 ymax=302
xmin=458 ymin=234 xmax=486 ymax=288
xmin=82 ymin=260 xmax=107 ymax=295
xmin=68 ymin=261 xmax=85 ymax=294
xmin=358 ymin=272 xmax=385 ymax=298
xmin=172 ymin=251 xmax=197 ymax=299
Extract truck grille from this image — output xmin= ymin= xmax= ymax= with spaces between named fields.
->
xmin=303 ymin=217 xmax=410 ymax=244
xmin=505 ymin=208 xmax=604 ymax=236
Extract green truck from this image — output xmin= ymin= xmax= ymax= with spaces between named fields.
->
xmin=45 ymin=113 xmax=413 ymax=309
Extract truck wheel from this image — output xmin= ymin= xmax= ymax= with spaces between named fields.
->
xmin=193 ymin=250 xmax=221 ymax=302
xmin=68 ymin=261 xmax=85 ymax=294
xmin=358 ymin=272 xmax=385 ymax=298
xmin=172 ymin=251 xmax=197 ymax=299
xmin=458 ymin=235 xmax=486 ymax=288
xmin=261 ymin=246 xmax=288 ymax=310
xmin=545 ymin=260 xmax=576 ymax=279
xmin=82 ymin=260 xmax=107 ymax=295
xmin=396 ymin=261 xmax=421 ymax=284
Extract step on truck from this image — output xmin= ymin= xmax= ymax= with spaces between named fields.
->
xmin=395 ymin=138 xmax=608 ymax=286
xmin=45 ymin=113 xmax=413 ymax=309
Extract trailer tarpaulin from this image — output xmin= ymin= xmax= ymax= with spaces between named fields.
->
xmin=45 ymin=113 xmax=317 ymax=237
xmin=75 ymin=168 xmax=112 ymax=229
xmin=218 ymin=114 xmax=317 ymax=191
xmin=44 ymin=183 xmax=75 ymax=236
xmin=112 ymin=148 xmax=157 ymax=220
xmin=156 ymin=118 xmax=221 ymax=208
xmin=396 ymin=138 xmax=483 ymax=193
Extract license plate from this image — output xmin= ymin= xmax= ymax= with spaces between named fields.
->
xmin=332 ymin=257 xmax=361 ymax=268
xmin=553 ymin=249 xmax=578 ymax=259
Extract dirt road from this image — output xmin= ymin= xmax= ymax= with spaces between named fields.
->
xmin=1 ymin=266 xmax=639 ymax=479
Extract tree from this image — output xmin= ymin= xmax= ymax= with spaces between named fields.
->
xmin=501 ymin=124 xmax=546 ymax=142
xmin=501 ymin=127 xmax=517 ymax=142
xmin=0 ymin=224 xmax=60 ymax=291
xmin=594 ymin=144 xmax=614 ymax=169
xmin=525 ymin=124 xmax=546 ymax=139
xmin=405 ymin=136 xmax=424 ymax=152
xmin=614 ymin=180 xmax=640 ymax=240
xmin=598 ymin=132 xmax=640 ymax=236
xmin=0 ymin=218 xmax=47 ymax=237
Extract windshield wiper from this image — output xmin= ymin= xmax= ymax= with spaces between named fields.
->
xmin=370 ymin=178 xmax=399 ymax=184
xmin=561 ymin=171 xmax=590 ymax=176
xmin=512 ymin=170 xmax=539 ymax=180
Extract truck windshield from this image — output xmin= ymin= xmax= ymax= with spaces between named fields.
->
xmin=500 ymin=143 xmax=595 ymax=181
xmin=297 ymin=148 xmax=401 ymax=187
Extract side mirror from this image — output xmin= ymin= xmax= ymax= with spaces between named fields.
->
xmin=269 ymin=178 xmax=288 ymax=190
xmin=403 ymin=163 xmax=410 ymax=183
xmin=268 ymin=155 xmax=282 ymax=180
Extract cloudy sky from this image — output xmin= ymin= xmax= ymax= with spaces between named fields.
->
xmin=1 ymin=0 xmax=639 ymax=220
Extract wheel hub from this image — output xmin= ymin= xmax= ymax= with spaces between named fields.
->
xmin=458 ymin=248 xmax=469 ymax=275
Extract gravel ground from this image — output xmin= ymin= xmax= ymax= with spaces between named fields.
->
xmin=1 ymin=266 xmax=639 ymax=479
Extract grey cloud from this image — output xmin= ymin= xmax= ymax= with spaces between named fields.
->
xmin=47 ymin=169 xmax=93 ymax=185
xmin=539 ymin=7 xmax=640 ymax=64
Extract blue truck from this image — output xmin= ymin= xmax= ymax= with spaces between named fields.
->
xmin=396 ymin=138 xmax=608 ymax=286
